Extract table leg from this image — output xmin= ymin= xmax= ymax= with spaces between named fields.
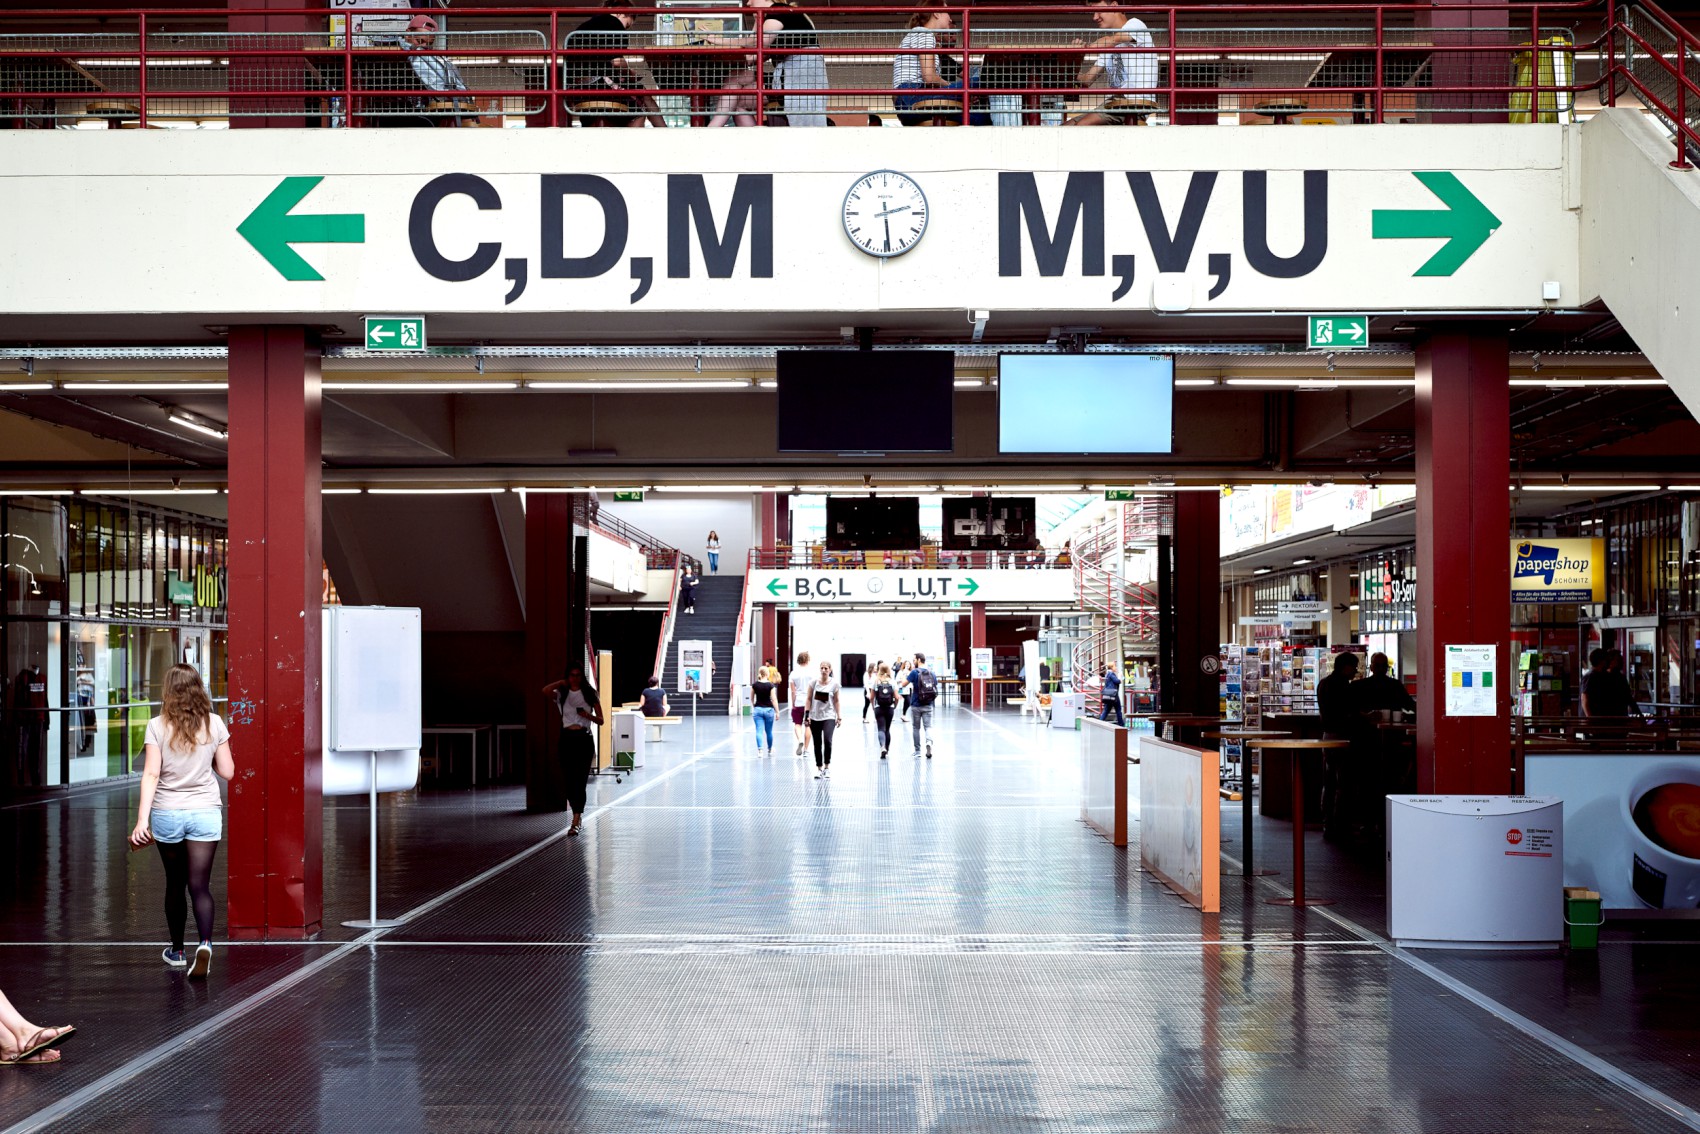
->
xmin=1243 ymin=745 xmax=1278 ymax=877
xmin=1268 ymin=751 xmax=1334 ymax=907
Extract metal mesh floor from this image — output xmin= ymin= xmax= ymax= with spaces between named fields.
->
xmin=3 ymin=708 xmax=1697 ymax=1133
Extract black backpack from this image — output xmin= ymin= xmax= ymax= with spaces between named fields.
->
xmin=912 ymin=668 xmax=938 ymax=706
xmin=874 ymin=681 xmax=896 ymax=708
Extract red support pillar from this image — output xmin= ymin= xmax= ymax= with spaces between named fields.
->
xmin=970 ymin=601 xmax=987 ymax=710
xmin=760 ymin=492 xmax=780 ymax=671
xmin=525 ymin=493 xmax=580 ymax=812
xmin=1168 ymin=493 xmax=1221 ymax=716
xmin=1415 ymin=330 xmax=1511 ymax=793
xmin=227 ymin=326 xmax=322 ymax=940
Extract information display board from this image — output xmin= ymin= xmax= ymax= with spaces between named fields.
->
xmin=321 ymin=605 xmax=422 ymax=796
xmin=677 ymin=640 xmax=713 ymax=694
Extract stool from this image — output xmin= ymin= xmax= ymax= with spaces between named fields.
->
xmin=907 ymin=96 xmax=962 ymax=125
xmin=570 ymin=98 xmax=628 ymax=126
xmin=1254 ymin=99 xmax=1308 ymax=125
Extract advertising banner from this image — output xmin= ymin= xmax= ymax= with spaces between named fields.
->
xmin=677 ymin=639 xmax=712 ymax=695
xmin=1526 ymin=754 xmax=1700 ymax=909
xmin=1511 ymin=538 xmax=1605 ymax=603
xmin=970 ymin=648 xmax=995 ymax=680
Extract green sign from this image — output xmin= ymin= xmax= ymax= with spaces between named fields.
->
xmin=237 ymin=176 xmax=365 ymax=281
xmin=766 ymin=579 xmax=789 ymax=596
xmin=1306 ymin=315 xmax=1369 ymax=350
xmin=166 ymin=570 xmax=194 ymax=607
xmin=612 ymin=490 xmax=644 ymax=502
xmin=1103 ymin=489 xmax=1140 ymax=501
xmin=364 ymin=316 xmax=426 ymax=352
xmin=1371 ymin=171 xmax=1501 ymax=276
xmin=958 ymin=576 xmax=980 ymax=597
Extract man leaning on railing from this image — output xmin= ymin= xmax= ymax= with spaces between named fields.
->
xmin=1066 ymin=0 xmax=1159 ymax=126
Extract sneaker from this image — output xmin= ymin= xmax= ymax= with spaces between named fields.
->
xmin=926 ymin=745 xmax=933 ymax=759
xmin=188 ymin=943 xmax=212 ymax=979
xmin=161 ymin=947 xmax=187 ymax=969
xmin=913 ymin=751 xmax=921 ymax=758
xmin=796 ymin=741 xmax=805 ymax=756
xmin=823 ymin=766 xmax=830 ymax=778
xmin=880 ymin=750 xmax=888 ymax=759
xmin=814 ymin=769 xmax=823 ymax=779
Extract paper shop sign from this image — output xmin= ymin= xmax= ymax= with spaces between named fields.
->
xmin=1511 ymin=538 xmax=1604 ymax=603
xmin=750 ymin=569 xmax=1074 ymax=605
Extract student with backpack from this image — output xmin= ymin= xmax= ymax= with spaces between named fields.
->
xmin=870 ymin=662 xmax=899 ymax=758
xmin=1099 ymin=665 xmax=1124 ymax=726
xmin=903 ymin=652 xmax=938 ymax=758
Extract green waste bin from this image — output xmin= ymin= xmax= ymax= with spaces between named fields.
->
xmin=1564 ymin=888 xmax=1602 ymax=949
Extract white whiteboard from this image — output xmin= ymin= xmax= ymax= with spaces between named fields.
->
xmin=327 ymin=606 xmax=423 ymax=752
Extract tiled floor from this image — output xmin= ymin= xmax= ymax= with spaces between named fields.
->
xmin=2 ymin=709 xmax=1697 ymax=1132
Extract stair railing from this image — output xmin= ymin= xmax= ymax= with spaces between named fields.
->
xmin=651 ymin=551 xmax=683 ymax=686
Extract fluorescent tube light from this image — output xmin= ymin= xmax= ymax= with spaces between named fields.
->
xmin=654 ymin=485 xmax=785 ymax=493
xmin=82 ymin=488 xmax=221 ymax=496
xmin=168 ymin=412 xmax=228 ymax=440
xmin=1174 ymin=379 xmax=1219 ymax=387
xmin=1508 ymin=379 xmax=1666 ymax=388
xmin=62 ymin=382 xmax=229 ymax=392
xmin=322 ymin=381 xmax=520 ymax=392
xmin=366 ymin=487 xmax=505 ymax=495
xmin=322 ymin=488 xmax=365 ymax=495
xmin=953 ymin=378 xmax=986 ymax=388
xmin=526 ymin=380 xmax=748 ymax=391
xmin=0 ymin=490 xmax=75 ymax=496
xmin=1518 ymin=484 xmax=1661 ymax=493
xmin=1224 ymin=379 xmax=1415 ymax=388
xmin=0 ymin=384 xmax=54 ymax=393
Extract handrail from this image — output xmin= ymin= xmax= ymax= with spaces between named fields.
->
xmin=650 ymin=550 xmax=682 ymax=685
xmin=1612 ymin=1 xmax=1699 ymax=169
xmin=0 ymin=3 xmax=1605 ymax=130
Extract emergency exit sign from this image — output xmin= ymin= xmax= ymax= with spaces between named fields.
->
xmin=1307 ymin=315 xmax=1369 ymax=350
xmin=612 ymin=490 xmax=644 ymax=502
xmin=364 ymin=316 xmax=426 ymax=352
xmin=1104 ymin=489 xmax=1140 ymax=501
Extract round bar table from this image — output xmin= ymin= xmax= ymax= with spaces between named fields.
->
xmin=1249 ymin=738 xmax=1350 ymax=907
xmin=1202 ymin=729 xmax=1290 ymax=877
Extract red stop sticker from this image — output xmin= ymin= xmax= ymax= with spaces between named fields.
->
xmin=1506 ymin=829 xmax=1523 ymax=845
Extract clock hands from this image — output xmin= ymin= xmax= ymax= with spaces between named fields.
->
xmin=874 ymin=204 xmax=912 ymax=219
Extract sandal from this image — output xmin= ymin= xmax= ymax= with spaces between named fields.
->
xmin=7 ymin=1025 xmax=74 ymax=1064
xmin=0 ymin=1048 xmax=62 ymax=1067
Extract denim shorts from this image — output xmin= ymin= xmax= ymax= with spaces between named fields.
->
xmin=151 ymin=808 xmax=222 ymax=843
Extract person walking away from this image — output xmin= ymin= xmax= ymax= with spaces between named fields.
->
xmin=543 ymin=666 xmax=604 ymax=836
xmin=128 ymin=663 xmax=234 ymax=979
xmin=0 ymin=988 xmax=73 ymax=1066
xmin=706 ymin=530 xmax=721 ymax=574
xmin=871 ymin=662 xmax=898 ymax=758
xmin=1099 ymin=664 xmax=1124 ymax=725
xmin=863 ymin=659 xmax=878 ymax=723
xmin=904 ymin=652 xmax=939 ymax=758
xmin=789 ymin=651 xmax=813 ymax=756
xmin=751 ymin=665 xmax=780 ymax=755
xmin=807 ymin=660 xmax=842 ymax=778
xmin=896 ymin=659 xmax=912 ymax=722
xmin=1315 ymin=651 xmax=1361 ymax=841
xmin=680 ymin=568 xmax=698 ymax=614
xmin=639 ymin=676 xmax=668 ymax=717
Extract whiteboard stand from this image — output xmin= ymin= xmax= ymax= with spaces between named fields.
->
xmin=341 ymin=751 xmax=405 ymax=931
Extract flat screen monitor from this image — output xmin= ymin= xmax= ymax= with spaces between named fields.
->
xmin=997 ymin=354 xmax=1174 ymax=454
xmin=941 ymin=497 xmax=1040 ymax=551
xmin=777 ymin=350 xmax=954 ymax=453
xmin=825 ymin=496 xmax=921 ymax=551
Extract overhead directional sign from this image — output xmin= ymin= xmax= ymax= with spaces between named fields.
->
xmin=364 ymin=316 xmax=426 ymax=352
xmin=1371 ymin=171 xmax=1502 ymax=277
xmin=236 ymin=176 xmax=366 ymax=281
xmin=1307 ymin=314 xmax=1369 ymax=350
xmin=748 ymin=569 xmax=1073 ymax=606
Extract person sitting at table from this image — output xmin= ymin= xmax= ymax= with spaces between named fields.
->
xmin=893 ymin=2 xmax=963 ymax=126
xmin=399 ymin=14 xmax=472 ymax=126
xmin=1351 ymin=652 xmax=1416 ymax=716
xmin=1065 ymin=0 xmax=1159 ymax=126
xmin=700 ymin=0 xmax=825 ymax=128
xmin=1315 ymin=651 xmax=1361 ymax=841
xmin=563 ymin=0 xmax=667 ymax=127
xmin=639 ymin=677 xmax=669 ymax=718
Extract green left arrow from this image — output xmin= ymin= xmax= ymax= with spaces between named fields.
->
xmin=959 ymin=577 xmax=980 ymax=597
xmin=237 ymin=176 xmax=366 ymax=282
xmin=1371 ymin=172 xmax=1501 ymax=277
xmin=766 ymin=579 xmax=789 ymax=596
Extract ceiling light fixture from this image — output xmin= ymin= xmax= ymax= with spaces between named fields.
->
xmin=526 ymin=380 xmax=749 ymax=391
xmin=1293 ymin=557 xmax=1315 ymax=566
xmin=322 ymin=381 xmax=521 ymax=392
xmin=322 ymin=488 xmax=365 ymax=495
xmin=654 ymin=485 xmax=789 ymax=494
xmin=62 ymin=382 xmax=229 ymax=392
xmin=1253 ymin=567 xmax=1274 ymax=575
xmin=0 ymin=383 xmax=55 ymax=393
xmin=1517 ymin=484 xmax=1662 ymax=493
xmin=0 ymin=489 xmax=76 ymax=496
xmin=1224 ymin=378 xmax=1416 ymax=389
xmin=1174 ymin=379 xmax=1220 ymax=387
xmin=1508 ymin=378 xmax=1666 ymax=388
xmin=167 ymin=411 xmax=228 ymax=440
xmin=365 ymin=487 xmax=506 ymax=496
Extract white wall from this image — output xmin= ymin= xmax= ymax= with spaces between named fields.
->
xmin=789 ymin=611 xmax=951 ymax=680
xmin=602 ymin=494 xmax=754 ymax=574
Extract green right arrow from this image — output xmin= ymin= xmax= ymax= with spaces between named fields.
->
xmin=766 ymin=579 xmax=789 ymax=596
xmin=237 ymin=176 xmax=366 ymax=282
xmin=1371 ymin=172 xmax=1501 ymax=277
xmin=959 ymin=577 xmax=980 ymax=597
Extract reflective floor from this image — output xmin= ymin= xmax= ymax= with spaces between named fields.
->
xmin=2 ymin=708 xmax=1697 ymax=1132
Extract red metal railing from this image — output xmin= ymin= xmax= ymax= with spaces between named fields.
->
xmin=747 ymin=545 xmax=1067 ymax=570
xmin=0 ymin=4 xmax=1615 ymax=131
xmin=1607 ymin=0 xmax=1699 ymax=168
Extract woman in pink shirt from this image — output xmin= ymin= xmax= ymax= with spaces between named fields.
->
xmin=129 ymin=664 xmax=235 ymax=979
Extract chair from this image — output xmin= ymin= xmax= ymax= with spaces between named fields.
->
xmin=904 ymin=96 xmax=962 ymax=126
xmin=1253 ymin=98 xmax=1308 ymax=125
xmin=569 ymin=97 xmax=629 ymax=126
xmin=1103 ymin=96 xmax=1159 ymax=124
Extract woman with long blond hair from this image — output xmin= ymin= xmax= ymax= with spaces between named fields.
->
xmin=129 ymin=663 xmax=234 ymax=979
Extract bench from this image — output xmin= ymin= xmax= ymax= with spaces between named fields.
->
xmin=645 ymin=715 xmax=683 ymax=742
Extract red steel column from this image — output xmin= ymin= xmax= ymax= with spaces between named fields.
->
xmin=1172 ymin=492 xmax=1221 ymax=717
xmin=227 ymin=326 xmax=323 ymax=939
xmin=525 ymin=493 xmax=577 ymax=812
xmin=970 ymin=601 xmax=987 ymax=710
xmin=1415 ymin=330 xmax=1511 ymax=793
xmin=760 ymin=492 xmax=779 ymax=671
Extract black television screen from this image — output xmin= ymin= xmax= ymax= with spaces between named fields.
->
xmin=825 ymin=497 xmax=921 ymax=551
xmin=777 ymin=350 xmax=954 ymax=453
xmin=941 ymin=497 xmax=1040 ymax=551
xmin=998 ymin=353 xmax=1174 ymax=454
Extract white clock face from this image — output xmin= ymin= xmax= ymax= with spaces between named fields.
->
xmin=842 ymin=170 xmax=929 ymax=258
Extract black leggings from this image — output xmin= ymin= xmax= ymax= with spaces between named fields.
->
xmin=157 ymin=839 xmax=219 ymax=950
xmin=874 ymin=706 xmax=894 ymax=752
xmin=809 ymin=718 xmax=836 ymax=766
xmin=562 ymin=727 xmax=595 ymax=817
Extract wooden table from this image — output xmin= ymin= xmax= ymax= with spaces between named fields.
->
xmin=1149 ymin=714 xmax=1221 ymax=747
xmin=1202 ymin=729 xmax=1289 ymax=877
xmin=1250 ymin=738 xmax=1350 ymax=907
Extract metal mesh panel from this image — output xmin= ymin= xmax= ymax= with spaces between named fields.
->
xmin=1623 ymin=4 xmax=1700 ymax=162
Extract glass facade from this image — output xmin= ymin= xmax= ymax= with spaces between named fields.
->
xmin=2 ymin=495 xmax=227 ymax=793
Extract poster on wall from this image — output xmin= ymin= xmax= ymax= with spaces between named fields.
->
xmin=677 ymin=640 xmax=713 ymax=695
xmin=1444 ymin=644 xmax=1496 ymax=716
xmin=1526 ymin=754 xmax=1700 ymax=910
xmin=1511 ymin=538 xmax=1605 ymax=603
xmin=971 ymin=648 xmax=994 ymax=680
